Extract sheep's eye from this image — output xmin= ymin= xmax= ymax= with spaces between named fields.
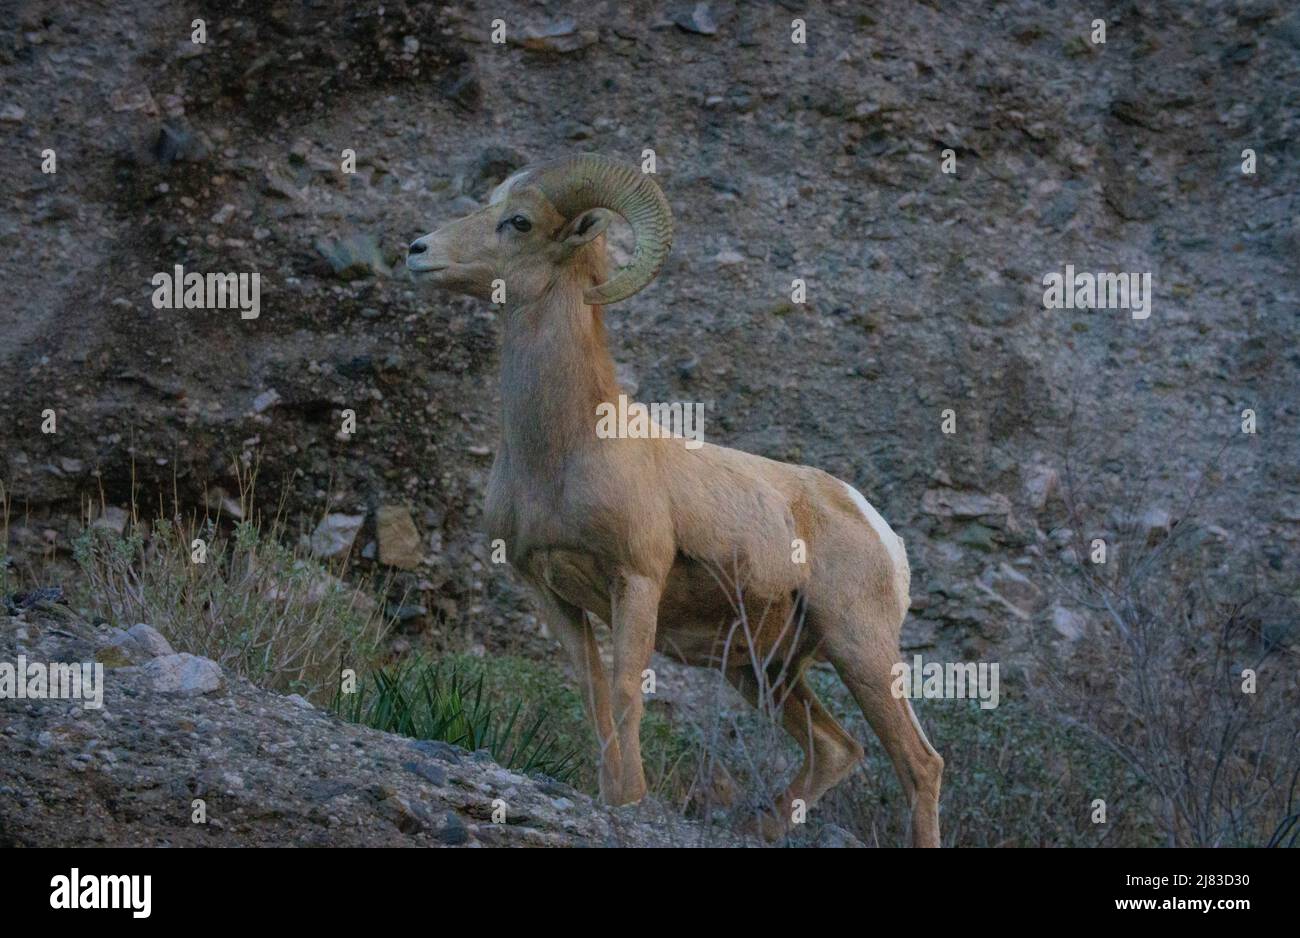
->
xmin=509 ymin=215 xmax=531 ymax=232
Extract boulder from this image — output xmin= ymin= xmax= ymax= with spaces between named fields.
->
xmin=92 ymin=506 xmax=130 ymax=536
xmin=308 ymin=513 xmax=366 ymax=559
xmin=921 ymin=489 xmax=1012 ymax=525
xmin=142 ymin=653 xmax=225 ymax=696
xmin=377 ymin=505 xmax=422 ymax=570
xmin=126 ymin=623 xmax=175 ymax=657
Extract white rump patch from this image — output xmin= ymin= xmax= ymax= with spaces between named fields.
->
xmin=489 ymin=170 xmax=530 ymax=205
xmin=837 ymin=483 xmax=909 ymax=584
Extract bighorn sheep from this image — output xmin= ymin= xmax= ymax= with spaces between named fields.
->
xmin=408 ymin=154 xmax=943 ymax=846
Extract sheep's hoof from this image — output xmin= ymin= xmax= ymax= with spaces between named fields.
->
xmin=604 ymin=779 xmax=647 ymax=808
xmin=740 ymin=799 xmax=792 ymax=843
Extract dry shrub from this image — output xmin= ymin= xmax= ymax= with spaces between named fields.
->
xmin=1028 ymin=439 xmax=1300 ymax=847
xmin=71 ymin=479 xmax=389 ymax=703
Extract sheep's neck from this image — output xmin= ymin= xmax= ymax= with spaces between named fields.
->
xmin=498 ymin=277 xmax=621 ymax=477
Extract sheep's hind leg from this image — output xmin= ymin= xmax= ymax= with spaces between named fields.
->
xmin=727 ymin=665 xmax=864 ymax=842
xmin=816 ymin=620 xmax=944 ymax=848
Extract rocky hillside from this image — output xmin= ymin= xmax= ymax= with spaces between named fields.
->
xmin=1 ymin=3 xmax=1296 ymax=663
xmin=0 ymin=599 xmax=756 ymax=847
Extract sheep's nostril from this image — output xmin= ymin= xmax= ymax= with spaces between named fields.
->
xmin=408 ymin=241 xmax=427 ymax=255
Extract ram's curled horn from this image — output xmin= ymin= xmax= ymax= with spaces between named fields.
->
xmin=528 ymin=154 xmax=674 ymax=306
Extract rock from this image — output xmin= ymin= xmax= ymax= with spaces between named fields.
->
xmin=674 ymin=3 xmax=719 ymax=36
xmin=316 ymin=234 xmax=390 ymax=280
xmin=204 ymin=487 xmax=244 ymax=520
xmin=142 ymin=653 xmax=225 ymax=696
xmin=206 ymin=203 xmax=235 ymax=226
xmin=126 ymin=623 xmax=175 ymax=657
xmin=265 ymin=562 xmax=374 ymax=609
xmin=513 ymin=19 xmax=598 ymax=54
xmin=109 ymin=86 xmax=156 ymax=113
xmin=376 ymin=505 xmax=422 ymax=570
xmin=388 ymin=603 xmax=429 ymax=627
xmin=976 ymin=563 xmax=1041 ymax=619
xmin=955 ymin=522 xmax=999 ymax=552
xmin=404 ymin=760 xmax=448 ymax=787
xmin=97 ymin=631 xmax=152 ymax=668
xmin=153 ymin=123 xmax=208 ymax=164
xmin=377 ymin=793 xmax=434 ymax=834
xmin=464 ymin=145 xmax=526 ymax=200
xmin=921 ymin=489 xmax=1012 ymax=525
xmin=440 ymin=68 xmax=482 ymax=111
xmin=713 ymin=249 xmax=745 ymax=266
xmin=446 ymin=194 xmax=480 ymax=215
xmin=410 ymin=739 xmax=466 ymax=764
xmin=432 ymin=811 xmax=470 ymax=845
xmin=1139 ymin=508 xmax=1172 ymax=544
xmin=262 ymin=167 xmax=305 ymax=200
xmin=1050 ymin=604 xmax=1087 ymax=641
xmin=4 ymin=586 xmax=64 ymax=614
xmin=1023 ymin=463 xmax=1059 ymax=511
xmin=0 ymin=103 xmax=25 ymax=122
xmin=92 ymin=506 xmax=130 ymax=536
xmin=252 ymin=389 xmax=280 ymax=413
xmin=308 ymin=513 xmax=366 ymax=559
xmin=989 ymin=563 xmax=1037 ymax=603
xmin=900 ymin=617 xmax=938 ymax=650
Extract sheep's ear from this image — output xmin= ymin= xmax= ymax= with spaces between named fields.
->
xmin=558 ymin=208 xmax=612 ymax=250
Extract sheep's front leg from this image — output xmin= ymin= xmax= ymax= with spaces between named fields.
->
xmin=608 ymin=572 xmax=660 ymax=805
xmin=537 ymin=590 xmax=622 ymax=803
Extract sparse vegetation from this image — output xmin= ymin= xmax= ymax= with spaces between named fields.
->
xmin=333 ymin=656 xmax=582 ymax=783
xmin=1028 ymin=442 xmax=1300 ymax=847
xmin=69 ymin=484 xmax=390 ymax=703
xmin=332 ymin=652 xmax=703 ymax=795
xmin=816 ymin=689 xmax=1152 ymax=847
xmin=652 ymin=664 xmax=1149 ymax=847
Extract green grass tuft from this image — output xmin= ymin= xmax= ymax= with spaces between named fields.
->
xmin=334 ymin=656 xmax=582 ymax=783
